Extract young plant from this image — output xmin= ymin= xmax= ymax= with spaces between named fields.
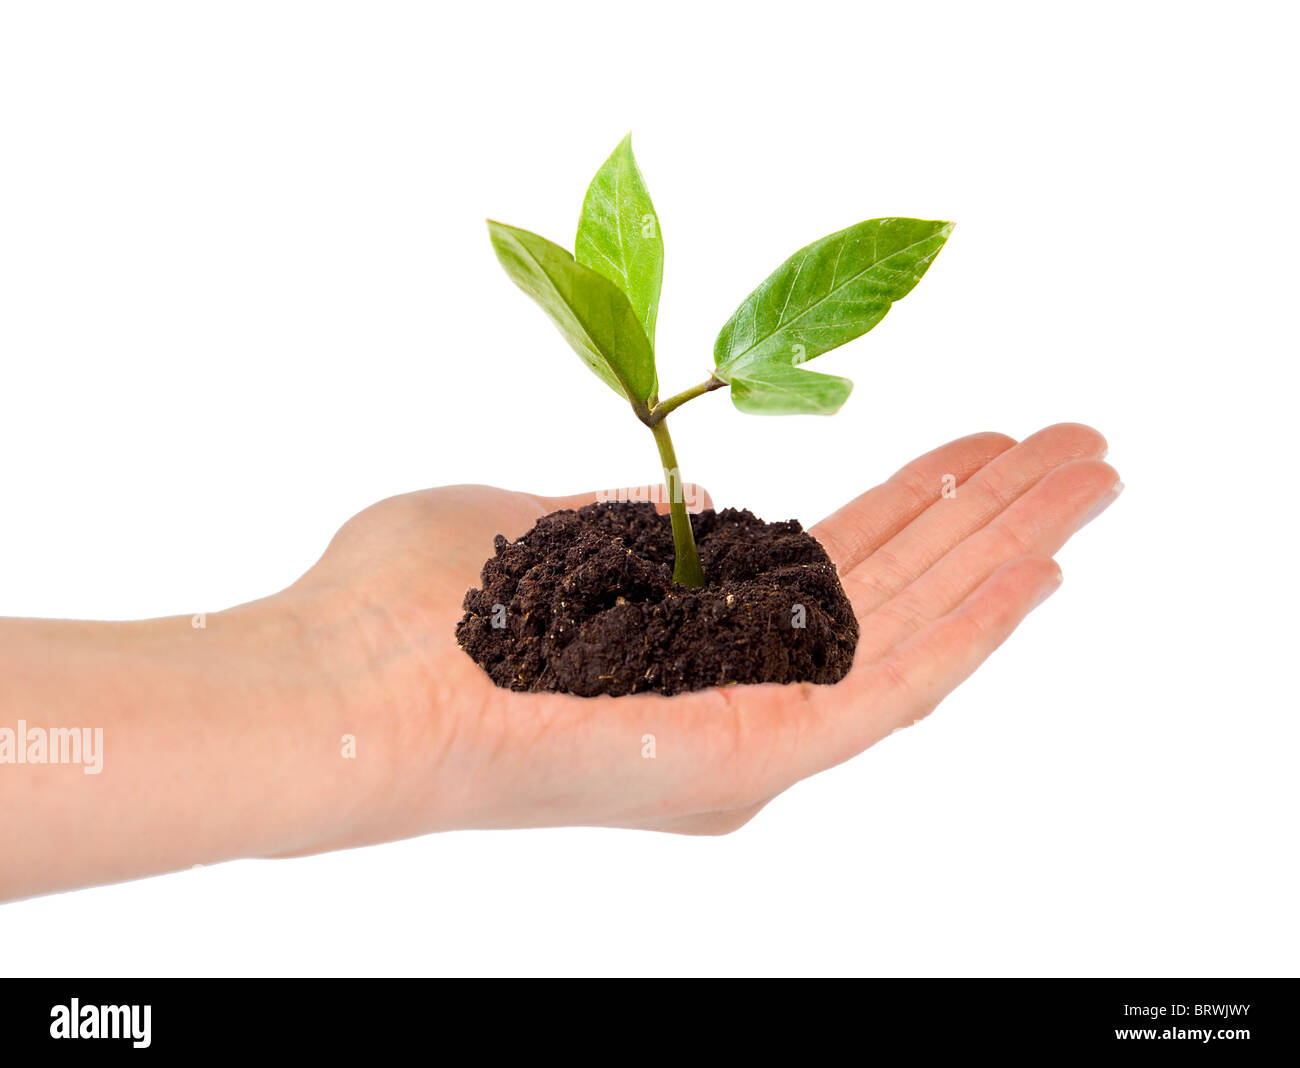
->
xmin=488 ymin=134 xmax=952 ymax=588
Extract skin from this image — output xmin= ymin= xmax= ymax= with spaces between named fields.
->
xmin=0 ymin=423 xmax=1120 ymax=901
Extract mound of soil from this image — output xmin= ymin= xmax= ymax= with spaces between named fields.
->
xmin=456 ymin=502 xmax=858 ymax=697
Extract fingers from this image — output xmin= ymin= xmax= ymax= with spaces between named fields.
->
xmin=840 ymin=423 xmax=1106 ymax=613
xmin=535 ymin=483 xmax=713 ymax=516
xmin=854 ymin=459 xmax=1120 ymax=662
xmin=807 ymin=554 xmax=1063 ymax=772
xmin=811 ymin=431 xmax=1016 ymax=573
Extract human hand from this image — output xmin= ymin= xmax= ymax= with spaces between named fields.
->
xmin=0 ymin=422 xmax=1119 ymax=898
xmin=276 ymin=421 xmax=1119 ymax=850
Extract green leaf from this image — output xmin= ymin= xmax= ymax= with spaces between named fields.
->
xmin=713 ymin=218 xmax=953 ymax=413
xmin=727 ymin=362 xmax=854 ymax=415
xmin=575 ymin=134 xmax=664 ymax=348
xmin=488 ymin=220 xmax=657 ymax=404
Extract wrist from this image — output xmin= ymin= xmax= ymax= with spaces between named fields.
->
xmin=225 ymin=580 xmax=470 ymax=856
xmin=200 ymin=590 xmax=395 ymax=859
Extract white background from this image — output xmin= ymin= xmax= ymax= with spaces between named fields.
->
xmin=2 ymin=1 xmax=1296 ymax=977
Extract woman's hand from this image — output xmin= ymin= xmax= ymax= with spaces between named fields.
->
xmin=282 ymin=421 xmax=1119 ymax=847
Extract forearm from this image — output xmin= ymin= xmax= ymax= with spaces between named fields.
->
xmin=0 ymin=600 xmax=361 ymax=900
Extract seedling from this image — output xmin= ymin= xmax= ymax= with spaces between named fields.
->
xmin=488 ymin=134 xmax=952 ymax=587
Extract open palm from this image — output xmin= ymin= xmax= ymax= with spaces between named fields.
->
xmin=291 ymin=422 xmax=1118 ymax=847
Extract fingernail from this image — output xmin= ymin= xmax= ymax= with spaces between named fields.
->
xmin=1031 ymin=568 xmax=1064 ymax=611
xmin=1075 ymin=479 xmax=1124 ymax=532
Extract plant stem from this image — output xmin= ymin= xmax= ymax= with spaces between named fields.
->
xmin=650 ymin=418 xmax=705 ymax=588
xmin=648 ymin=376 xmax=724 ymax=424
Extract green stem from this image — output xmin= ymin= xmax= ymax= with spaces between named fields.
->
xmin=648 ymin=376 xmax=724 ymax=424
xmin=650 ymin=418 xmax=705 ymax=588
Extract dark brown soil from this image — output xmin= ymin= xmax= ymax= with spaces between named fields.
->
xmin=456 ymin=502 xmax=858 ymax=697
